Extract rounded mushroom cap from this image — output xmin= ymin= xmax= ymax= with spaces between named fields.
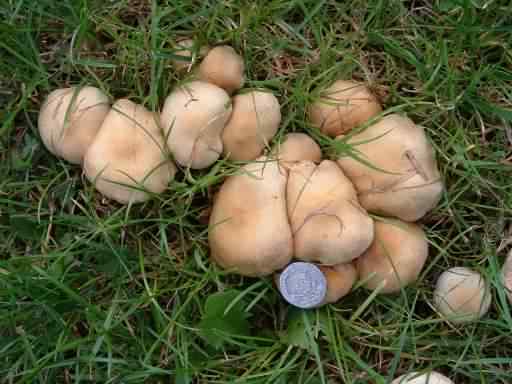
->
xmin=84 ymin=99 xmax=176 ymax=204
xmin=161 ymin=81 xmax=232 ymax=169
xmin=356 ymin=219 xmax=428 ymax=294
xmin=208 ymin=156 xmax=293 ymax=277
xmin=391 ymin=371 xmax=454 ymax=384
xmin=319 ymin=263 xmax=358 ymax=304
xmin=275 ymin=133 xmax=322 ymax=169
xmin=308 ymin=80 xmax=382 ymax=137
xmin=434 ymin=266 xmax=491 ymax=323
xmin=501 ymin=249 xmax=512 ymax=304
xmin=337 ymin=113 xmax=443 ymax=222
xmin=198 ymin=45 xmax=245 ymax=94
xmin=287 ymin=160 xmax=374 ymax=265
xmin=222 ymin=90 xmax=281 ymax=161
xmin=171 ymin=38 xmax=209 ymax=72
xmin=38 ymin=86 xmax=110 ymax=164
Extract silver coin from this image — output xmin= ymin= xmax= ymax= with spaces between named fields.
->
xmin=279 ymin=262 xmax=327 ymax=309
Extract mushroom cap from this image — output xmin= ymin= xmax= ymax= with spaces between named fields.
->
xmin=171 ymin=38 xmax=209 ymax=72
xmin=222 ymin=90 xmax=281 ymax=161
xmin=161 ymin=81 xmax=232 ymax=169
xmin=391 ymin=371 xmax=454 ymax=384
xmin=356 ymin=219 xmax=428 ymax=293
xmin=38 ymin=86 xmax=110 ymax=164
xmin=287 ymin=160 xmax=374 ymax=265
xmin=434 ymin=266 xmax=491 ymax=323
xmin=198 ymin=45 xmax=245 ymax=94
xmin=208 ymin=156 xmax=293 ymax=276
xmin=502 ymin=249 xmax=512 ymax=304
xmin=318 ymin=263 xmax=358 ymax=304
xmin=83 ymin=99 xmax=176 ymax=204
xmin=275 ymin=132 xmax=322 ymax=169
xmin=308 ymin=80 xmax=382 ymax=137
xmin=337 ymin=113 xmax=443 ymax=222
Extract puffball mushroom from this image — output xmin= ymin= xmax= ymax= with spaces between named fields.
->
xmin=222 ymin=90 xmax=281 ymax=161
xmin=171 ymin=38 xmax=209 ymax=72
xmin=83 ymin=99 xmax=176 ymax=204
xmin=392 ymin=371 xmax=454 ymax=384
xmin=434 ymin=266 xmax=491 ymax=323
xmin=356 ymin=219 xmax=428 ymax=294
xmin=38 ymin=86 xmax=110 ymax=164
xmin=287 ymin=160 xmax=374 ymax=265
xmin=308 ymin=80 xmax=382 ymax=137
xmin=502 ymin=249 xmax=512 ymax=304
xmin=208 ymin=156 xmax=293 ymax=276
xmin=337 ymin=113 xmax=443 ymax=222
xmin=161 ymin=81 xmax=232 ymax=169
xmin=275 ymin=133 xmax=322 ymax=169
xmin=318 ymin=263 xmax=358 ymax=304
xmin=198 ymin=45 xmax=245 ymax=94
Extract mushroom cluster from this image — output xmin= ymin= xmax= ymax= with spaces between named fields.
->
xmin=209 ymin=79 xmax=444 ymax=304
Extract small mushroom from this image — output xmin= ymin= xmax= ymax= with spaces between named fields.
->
xmin=161 ymin=80 xmax=232 ymax=169
xmin=308 ymin=80 xmax=382 ymax=137
xmin=434 ymin=266 xmax=491 ymax=323
xmin=208 ymin=156 xmax=293 ymax=276
xmin=337 ymin=113 xmax=443 ymax=222
xmin=392 ymin=371 xmax=454 ymax=384
xmin=170 ymin=38 xmax=209 ymax=72
xmin=287 ymin=160 xmax=374 ymax=265
xmin=501 ymin=249 xmax=512 ymax=304
xmin=275 ymin=132 xmax=322 ymax=169
xmin=38 ymin=86 xmax=110 ymax=164
xmin=222 ymin=90 xmax=281 ymax=161
xmin=318 ymin=263 xmax=358 ymax=304
xmin=356 ymin=219 xmax=428 ymax=294
xmin=83 ymin=99 xmax=176 ymax=204
xmin=198 ymin=45 xmax=245 ymax=94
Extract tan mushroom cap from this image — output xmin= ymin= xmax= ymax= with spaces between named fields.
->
xmin=222 ymin=90 xmax=281 ymax=161
xmin=308 ymin=80 xmax=382 ymax=137
xmin=275 ymin=133 xmax=322 ymax=169
xmin=198 ymin=45 xmax=245 ymax=94
xmin=83 ymin=99 xmax=176 ymax=204
xmin=161 ymin=81 xmax=232 ymax=169
xmin=171 ymin=38 xmax=209 ymax=72
xmin=434 ymin=266 xmax=491 ymax=323
xmin=391 ymin=371 xmax=454 ymax=384
xmin=337 ymin=113 xmax=443 ymax=222
xmin=318 ymin=263 xmax=358 ymax=304
xmin=356 ymin=219 xmax=428 ymax=294
xmin=287 ymin=160 xmax=374 ymax=265
xmin=209 ymin=156 xmax=293 ymax=276
xmin=38 ymin=86 xmax=110 ymax=164
xmin=502 ymin=249 xmax=512 ymax=304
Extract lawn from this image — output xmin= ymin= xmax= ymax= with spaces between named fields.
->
xmin=1 ymin=0 xmax=512 ymax=383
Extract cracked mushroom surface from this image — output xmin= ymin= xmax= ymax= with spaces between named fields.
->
xmin=392 ymin=371 xmax=454 ymax=384
xmin=38 ymin=86 xmax=110 ymax=164
xmin=337 ymin=113 xmax=443 ymax=222
xmin=308 ymin=80 xmax=382 ymax=137
xmin=287 ymin=160 xmax=374 ymax=265
xmin=208 ymin=156 xmax=293 ymax=277
xmin=161 ymin=80 xmax=232 ymax=169
xmin=83 ymin=99 xmax=176 ymax=204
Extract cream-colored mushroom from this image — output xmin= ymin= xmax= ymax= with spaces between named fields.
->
xmin=161 ymin=80 xmax=232 ymax=169
xmin=287 ymin=160 xmax=374 ymax=265
xmin=83 ymin=99 xmax=176 ymax=204
xmin=356 ymin=219 xmax=428 ymax=294
xmin=392 ymin=371 xmax=454 ymax=384
xmin=337 ymin=113 xmax=443 ymax=222
xmin=222 ymin=90 xmax=281 ymax=161
xmin=308 ymin=80 xmax=382 ymax=137
xmin=38 ymin=86 xmax=110 ymax=164
xmin=434 ymin=266 xmax=491 ymax=323
xmin=198 ymin=45 xmax=245 ymax=94
xmin=502 ymin=249 xmax=512 ymax=304
xmin=208 ymin=156 xmax=293 ymax=276
xmin=170 ymin=38 xmax=209 ymax=72
xmin=275 ymin=132 xmax=322 ymax=169
xmin=319 ymin=263 xmax=358 ymax=304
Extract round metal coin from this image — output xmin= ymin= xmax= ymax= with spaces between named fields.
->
xmin=279 ymin=262 xmax=327 ymax=309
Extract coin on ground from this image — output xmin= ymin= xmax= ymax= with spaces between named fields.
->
xmin=279 ymin=262 xmax=327 ymax=308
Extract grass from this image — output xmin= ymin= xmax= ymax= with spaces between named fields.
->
xmin=1 ymin=0 xmax=512 ymax=382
